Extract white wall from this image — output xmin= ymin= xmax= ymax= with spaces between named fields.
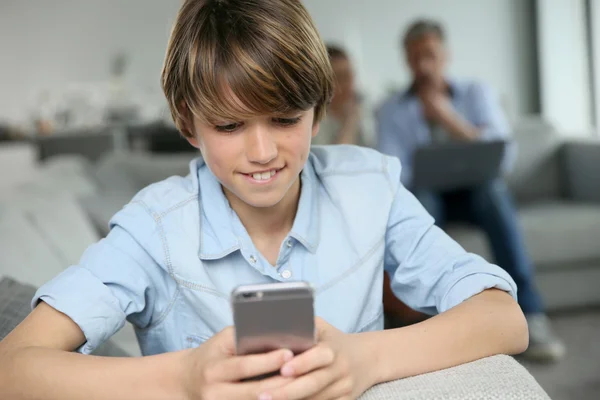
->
xmin=0 ymin=0 xmax=181 ymax=125
xmin=0 ymin=0 xmax=537 ymax=126
xmin=536 ymin=0 xmax=593 ymax=136
xmin=304 ymin=0 xmax=539 ymax=117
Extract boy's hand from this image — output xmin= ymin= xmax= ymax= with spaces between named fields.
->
xmin=263 ymin=318 xmax=378 ymax=400
xmin=182 ymin=327 xmax=294 ymax=400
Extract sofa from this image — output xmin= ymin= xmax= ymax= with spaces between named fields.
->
xmin=447 ymin=121 xmax=600 ymax=311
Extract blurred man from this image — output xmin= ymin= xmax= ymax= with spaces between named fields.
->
xmin=313 ymin=45 xmax=375 ymax=147
xmin=377 ymin=19 xmax=564 ymax=362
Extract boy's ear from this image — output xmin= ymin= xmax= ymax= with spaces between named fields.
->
xmin=311 ymin=121 xmax=321 ymax=138
xmin=185 ymin=135 xmax=200 ymax=149
xmin=178 ymin=101 xmax=200 ymax=148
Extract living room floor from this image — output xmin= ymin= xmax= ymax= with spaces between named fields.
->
xmin=518 ymin=309 xmax=600 ymax=400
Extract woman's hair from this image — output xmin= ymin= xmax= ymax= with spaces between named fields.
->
xmin=162 ymin=0 xmax=334 ymax=137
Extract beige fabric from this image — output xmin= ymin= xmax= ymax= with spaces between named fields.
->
xmin=359 ymin=355 xmax=549 ymax=400
xmin=313 ymin=102 xmax=376 ymax=147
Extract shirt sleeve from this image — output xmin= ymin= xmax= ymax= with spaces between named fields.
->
xmin=383 ymin=157 xmax=518 ymax=315
xmin=468 ymin=82 xmax=517 ymax=174
xmin=31 ymin=200 xmax=167 ymax=355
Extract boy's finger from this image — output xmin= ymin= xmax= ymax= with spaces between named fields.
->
xmin=264 ymin=367 xmax=337 ymax=400
xmin=207 ymin=349 xmax=294 ymax=382
xmin=208 ymin=377 xmax=293 ymax=400
xmin=280 ymin=345 xmax=335 ymax=377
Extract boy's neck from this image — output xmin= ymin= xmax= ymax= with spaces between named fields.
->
xmin=224 ymin=177 xmax=301 ymax=242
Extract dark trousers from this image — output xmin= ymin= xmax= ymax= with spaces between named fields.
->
xmin=414 ymin=180 xmax=544 ymax=314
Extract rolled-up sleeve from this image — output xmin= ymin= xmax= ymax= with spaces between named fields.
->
xmin=383 ymin=157 xmax=517 ymax=315
xmin=31 ymin=201 xmax=164 ymax=354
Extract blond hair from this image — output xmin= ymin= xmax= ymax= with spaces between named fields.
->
xmin=161 ymin=0 xmax=334 ymax=137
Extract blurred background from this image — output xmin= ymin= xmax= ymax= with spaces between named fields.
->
xmin=0 ymin=1 xmax=599 ymax=399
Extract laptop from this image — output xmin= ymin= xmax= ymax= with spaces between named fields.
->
xmin=411 ymin=140 xmax=506 ymax=192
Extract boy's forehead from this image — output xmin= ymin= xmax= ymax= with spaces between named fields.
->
xmin=194 ymin=82 xmax=308 ymax=123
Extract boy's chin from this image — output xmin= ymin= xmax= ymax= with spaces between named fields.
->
xmin=241 ymin=193 xmax=287 ymax=209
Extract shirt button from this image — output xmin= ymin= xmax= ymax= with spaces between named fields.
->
xmin=286 ymin=240 xmax=292 ymax=248
xmin=281 ymin=270 xmax=292 ymax=279
xmin=249 ymin=255 xmax=257 ymax=264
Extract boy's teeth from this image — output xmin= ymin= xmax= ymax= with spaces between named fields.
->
xmin=251 ymin=169 xmax=277 ymax=181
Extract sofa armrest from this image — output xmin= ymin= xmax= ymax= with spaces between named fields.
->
xmin=562 ymin=140 xmax=600 ymax=202
xmin=359 ymin=355 xmax=549 ymax=400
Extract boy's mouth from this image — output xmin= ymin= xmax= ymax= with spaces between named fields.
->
xmin=244 ymin=168 xmax=282 ymax=183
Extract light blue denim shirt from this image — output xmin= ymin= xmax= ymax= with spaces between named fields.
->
xmin=376 ymin=79 xmax=516 ymax=187
xmin=33 ymin=145 xmax=517 ymax=356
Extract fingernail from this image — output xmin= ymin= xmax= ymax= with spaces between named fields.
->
xmin=259 ymin=393 xmax=272 ymax=400
xmin=281 ymin=364 xmax=294 ymax=376
xmin=282 ymin=349 xmax=294 ymax=362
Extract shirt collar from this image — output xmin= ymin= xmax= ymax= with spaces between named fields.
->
xmin=197 ymin=155 xmax=321 ymax=260
xmin=197 ymin=159 xmax=241 ymax=260
xmin=288 ymin=156 xmax=320 ymax=253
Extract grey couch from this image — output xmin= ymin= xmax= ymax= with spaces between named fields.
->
xmin=447 ymin=123 xmax=600 ymax=311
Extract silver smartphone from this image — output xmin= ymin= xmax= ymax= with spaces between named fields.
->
xmin=231 ymin=281 xmax=315 ymax=356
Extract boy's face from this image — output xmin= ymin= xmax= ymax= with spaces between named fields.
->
xmin=187 ymin=107 xmax=319 ymax=209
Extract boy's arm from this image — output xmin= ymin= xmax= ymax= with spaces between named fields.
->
xmin=365 ymin=288 xmax=528 ymax=384
xmin=378 ymin=157 xmax=527 ymax=374
xmin=0 ymin=302 xmax=188 ymax=400
xmin=0 ymin=302 xmax=296 ymax=400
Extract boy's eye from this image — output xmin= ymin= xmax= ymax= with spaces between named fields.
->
xmin=215 ymin=122 xmax=242 ymax=133
xmin=273 ymin=117 xmax=301 ymax=126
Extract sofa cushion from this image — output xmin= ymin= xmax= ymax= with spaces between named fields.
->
xmin=94 ymin=151 xmax=195 ymax=194
xmin=447 ymin=202 xmax=600 ymax=270
xmin=506 ymin=124 xmax=565 ymax=204
xmin=519 ymin=202 xmax=600 ymax=268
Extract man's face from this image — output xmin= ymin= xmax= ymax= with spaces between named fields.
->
xmin=331 ymin=56 xmax=355 ymax=105
xmin=405 ymin=33 xmax=447 ymax=88
xmin=187 ymin=106 xmax=319 ymax=209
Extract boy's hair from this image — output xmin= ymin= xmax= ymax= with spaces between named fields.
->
xmin=162 ymin=0 xmax=334 ymax=138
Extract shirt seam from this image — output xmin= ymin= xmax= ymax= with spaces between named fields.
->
xmin=130 ymin=198 xmax=207 ymax=329
xmin=356 ymin=306 xmax=384 ymax=333
xmin=316 ymin=237 xmax=385 ymax=294
xmin=439 ymin=271 xmax=513 ymax=311
xmin=139 ymin=286 xmax=181 ymax=332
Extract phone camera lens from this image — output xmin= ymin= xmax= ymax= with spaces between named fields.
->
xmin=242 ymin=293 xmax=255 ymax=299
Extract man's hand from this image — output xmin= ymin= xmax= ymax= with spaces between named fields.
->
xmin=262 ymin=318 xmax=378 ymax=400
xmin=182 ymin=327 xmax=294 ymax=400
xmin=420 ymin=89 xmax=454 ymax=123
xmin=419 ymin=88 xmax=480 ymax=141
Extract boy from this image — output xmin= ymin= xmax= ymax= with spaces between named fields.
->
xmin=0 ymin=1 xmax=528 ymax=399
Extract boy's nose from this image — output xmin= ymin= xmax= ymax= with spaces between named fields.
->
xmin=246 ymin=126 xmax=277 ymax=165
